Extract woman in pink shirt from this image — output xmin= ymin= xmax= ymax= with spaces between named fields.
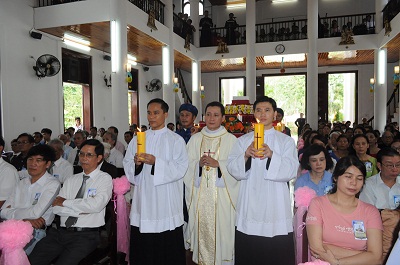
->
xmin=306 ymin=156 xmax=383 ymax=265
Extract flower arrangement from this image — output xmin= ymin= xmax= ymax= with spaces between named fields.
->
xmin=223 ymin=116 xmax=244 ymax=133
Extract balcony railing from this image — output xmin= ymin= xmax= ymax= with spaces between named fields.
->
xmin=128 ymin=0 xmax=165 ymax=24
xmin=255 ymin=19 xmax=307 ymax=43
xmin=38 ymin=0 xmax=83 ymax=6
xmin=319 ymin=13 xmax=376 ymax=38
xmin=383 ymin=0 xmax=400 ymax=25
xmin=37 ymin=0 xmax=165 ymax=24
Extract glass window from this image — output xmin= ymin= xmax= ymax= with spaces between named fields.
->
xmin=220 ymin=77 xmax=245 ymax=105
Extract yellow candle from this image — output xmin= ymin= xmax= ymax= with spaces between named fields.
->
xmin=137 ymin=131 xmax=146 ymax=155
xmin=254 ymin=123 xmax=264 ymax=156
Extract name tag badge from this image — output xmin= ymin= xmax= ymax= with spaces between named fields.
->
xmin=32 ymin=192 xmax=41 ymax=205
xmin=352 ymin=220 xmax=367 ymax=240
xmin=324 ymin=185 xmax=333 ymax=195
xmin=87 ymin=188 xmax=97 ymax=198
xmin=394 ymin=195 xmax=400 ymax=208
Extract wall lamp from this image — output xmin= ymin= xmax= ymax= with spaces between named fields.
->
xmin=394 ymin=66 xmax=399 ymax=88
xmin=369 ymin=78 xmax=375 ymax=92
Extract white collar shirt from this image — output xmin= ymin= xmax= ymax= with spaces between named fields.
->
xmin=0 ymin=157 xmax=20 ymax=201
xmin=360 ymin=173 xmax=400 ymax=210
xmin=1 ymin=171 xmax=60 ymax=225
xmin=52 ymin=157 xmax=74 ymax=184
xmin=53 ymin=168 xmax=112 ymax=228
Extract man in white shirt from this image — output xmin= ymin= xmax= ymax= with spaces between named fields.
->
xmin=360 ymin=148 xmax=400 ymax=210
xmin=107 ymin=126 xmax=126 ymax=154
xmin=67 ymin=131 xmax=87 ymax=167
xmin=123 ymin=98 xmax=188 ymax=265
xmin=227 ymin=96 xmax=298 ymax=264
xmin=0 ymin=136 xmax=20 ymax=208
xmin=102 ymin=131 xmax=124 ymax=168
xmin=29 ymin=139 xmax=113 ymax=265
xmin=1 ymin=144 xmax=60 ymax=255
xmin=48 ymin=139 xmax=73 ymax=184
xmin=58 ymin=134 xmax=73 ymax=160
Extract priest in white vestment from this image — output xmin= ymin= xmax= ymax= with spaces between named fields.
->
xmin=227 ymin=96 xmax=298 ymax=264
xmin=184 ymin=101 xmax=239 ymax=265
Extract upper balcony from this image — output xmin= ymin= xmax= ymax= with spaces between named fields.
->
xmin=35 ymin=0 xmax=400 ymax=73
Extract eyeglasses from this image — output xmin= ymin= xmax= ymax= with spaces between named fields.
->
xmin=382 ymin=163 xmax=400 ymax=169
xmin=78 ymin=151 xmax=98 ymax=158
xmin=17 ymin=141 xmax=30 ymax=145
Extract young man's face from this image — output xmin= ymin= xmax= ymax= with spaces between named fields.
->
xmin=147 ymin=103 xmax=168 ymax=130
xmin=17 ymin=136 xmax=34 ymax=154
xmin=124 ymin=133 xmax=133 ymax=144
xmin=254 ymin=102 xmax=276 ymax=129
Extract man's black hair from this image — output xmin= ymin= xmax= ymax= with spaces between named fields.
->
xmin=147 ymin=98 xmax=169 ymax=113
xmin=253 ymin=96 xmax=277 ymax=111
xmin=17 ymin=133 xmax=35 ymax=143
xmin=26 ymin=144 xmax=56 ymax=162
xmin=205 ymin=101 xmax=225 ymax=115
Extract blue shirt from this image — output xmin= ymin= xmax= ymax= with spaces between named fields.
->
xmin=176 ymin=128 xmax=193 ymax=144
xmin=295 ymin=170 xmax=333 ymax=196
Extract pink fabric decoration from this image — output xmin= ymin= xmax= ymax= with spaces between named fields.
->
xmin=294 ymin=186 xmax=317 ymax=265
xmin=297 ymin=138 xmax=305 ymax=150
xmin=298 ymin=259 xmax=330 ymax=265
xmin=294 ymin=186 xmax=317 ymax=208
xmin=0 ymin=219 xmax=33 ymax=265
xmin=112 ymin=176 xmax=131 ymax=264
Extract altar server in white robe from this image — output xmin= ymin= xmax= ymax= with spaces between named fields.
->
xmin=184 ymin=101 xmax=239 ymax=265
xmin=227 ymin=96 xmax=298 ymax=265
xmin=123 ymin=98 xmax=188 ymax=265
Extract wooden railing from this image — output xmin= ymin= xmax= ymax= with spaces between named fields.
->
xmin=37 ymin=0 xmax=165 ymax=24
xmin=38 ymin=0 xmax=83 ymax=6
xmin=255 ymin=18 xmax=307 ymax=43
xmin=128 ymin=0 xmax=165 ymax=24
xmin=176 ymin=68 xmax=192 ymax=104
xmin=367 ymin=84 xmax=399 ymax=126
xmin=319 ymin=13 xmax=376 ymax=38
xmin=200 ymin=25 xmax=246 ymax=46
xmin=383 ymin=0 xmax=400 ymax=25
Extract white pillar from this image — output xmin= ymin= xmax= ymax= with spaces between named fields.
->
xmin=375 ymin=0 xmax=388 ymax=34
xmin=374 ymin=48 xmax=388 ymax=132
xmin=190 ymin=0 xmax=200 ymax=47
xmin=307 ymin=0 xmax=319 ymax=130
xmin=163 ymin=0 xmax=175 ymax=125
xmin=192 ymin=60 xmax=201 ymax=123
xmin=246 ymin=0 xmax=256 ymax=103
xmin=110 ymin=0 xmax=129 ymax=136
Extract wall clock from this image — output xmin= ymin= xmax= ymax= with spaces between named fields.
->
xmin=275 ymin=44 xmax=285 ymax=54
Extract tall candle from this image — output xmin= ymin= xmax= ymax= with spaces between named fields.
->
xmin=254 ymin=123 xmax=264 ymax=156
xmin=137 ymin=131 xmax=146 ymax=155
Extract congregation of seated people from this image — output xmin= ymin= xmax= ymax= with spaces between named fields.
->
xmin=1 ymin=110 xmax=400 ymax=264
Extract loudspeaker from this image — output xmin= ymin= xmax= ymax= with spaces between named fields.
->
xmin=143 ymin=66 xmax=149 ymax=72
xmin=103 ymin=55 xmax=111 ymax=61
xmin=30 ymin=31 xmax=42 ymax=40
